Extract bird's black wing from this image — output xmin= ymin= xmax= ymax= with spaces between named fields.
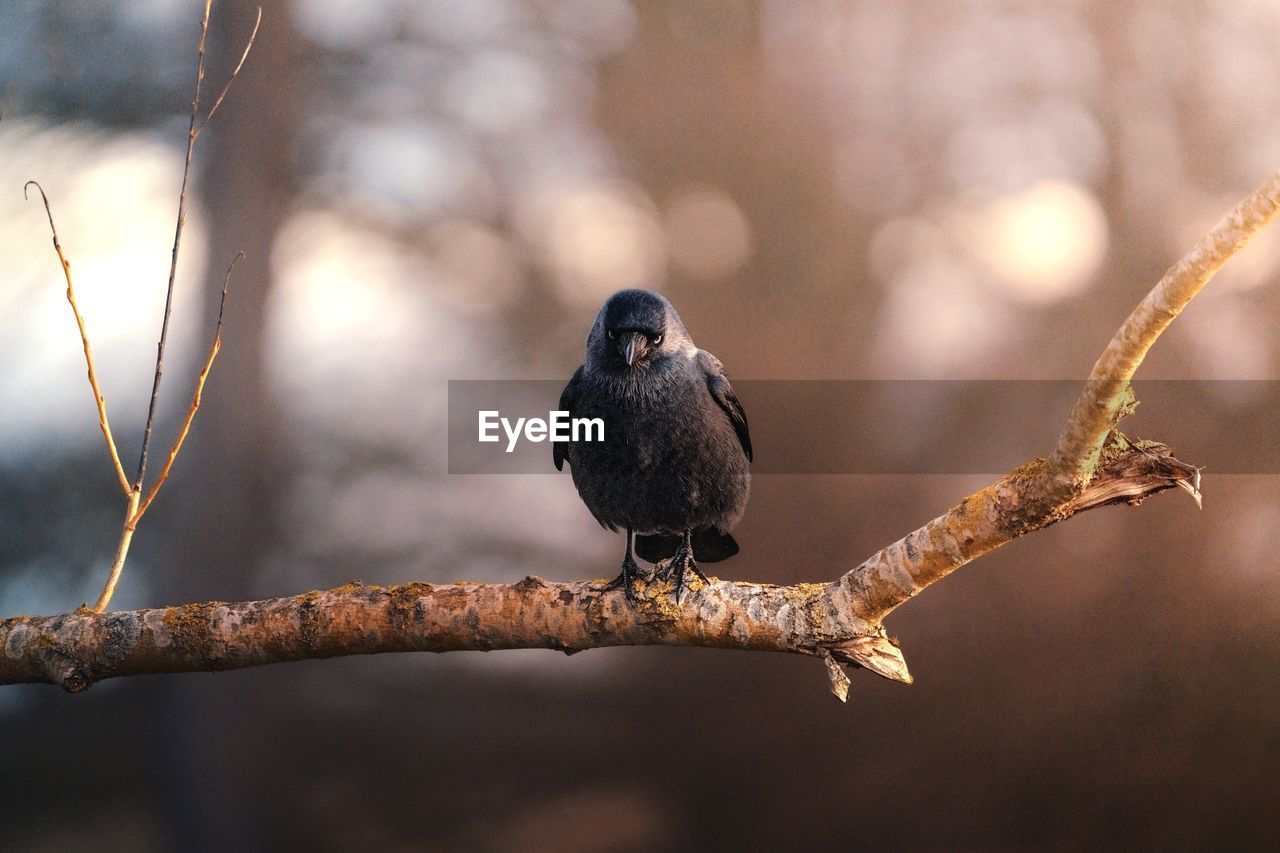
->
xmin=696 ymin=350 xmax=752 ymax=462
xmin=553 ymin=365 xmax=584 ymax=471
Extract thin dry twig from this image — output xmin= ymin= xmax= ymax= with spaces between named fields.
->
xmin=93 ymin=490 xmax=141 ymax=614
xmin=87 ymin=2 xmax=257 ymax=613
xmin=21 ymin=2 xmax=258 ymax=614
xmin=134 ymin=252 xmax=241 ymax=522
xmin=22 ymin=180 xmax=131 ymax=497
xmin=195 ymin=6 xmax=261 ymax=137
xmin=133 ymin=0 xmax=216 ymax=492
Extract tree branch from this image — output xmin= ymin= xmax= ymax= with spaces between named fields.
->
xmin=8 ymin=129 xmax=1274 ymax=696
xmin=0 ymin=442 xmax=1197 ymax=694
xmin=818 ymin=436 xmax=1199 ymax=631
xmin=816 ymin=168 xmax=1280 ymax=633
xmin=1046 ymin=169 xmax=1280 ymax=491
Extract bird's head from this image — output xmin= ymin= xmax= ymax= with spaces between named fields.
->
xmin=587 ymin=289 xmax=693 ymax=372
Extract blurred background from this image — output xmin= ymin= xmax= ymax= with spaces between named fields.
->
xmin=3 ymin=1 xmax=1280 ymax=849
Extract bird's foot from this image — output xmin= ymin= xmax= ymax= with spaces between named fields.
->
xmin=600 ymin=556 xmax=644 ymax=604
xmin=662 ymin=547 xmax=705 ymax=605
xmin=656 ymin=553 xmax=707 ymax=582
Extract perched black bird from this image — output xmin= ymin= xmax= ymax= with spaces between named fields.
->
xmin=554 ymin=289 xmax=752 ymax=603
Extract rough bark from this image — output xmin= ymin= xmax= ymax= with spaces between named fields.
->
xmin=819 ymin=437 xmax=1199 ymax=626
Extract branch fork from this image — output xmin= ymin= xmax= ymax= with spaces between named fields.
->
xmin=23 ymin=2 xmax=260 ymax=614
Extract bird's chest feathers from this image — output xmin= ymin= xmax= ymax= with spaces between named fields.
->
xmin=578 ymin=372 xmax=715 ymax=467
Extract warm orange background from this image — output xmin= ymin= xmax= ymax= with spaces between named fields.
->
xmin=2 ymin=2 xmax=1278 ymax=849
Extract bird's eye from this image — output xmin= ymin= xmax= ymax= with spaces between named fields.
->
xmin=652 ymin=334 xmax=663 ymax=344
xmin=607 ymin=330 xmax=615 ymax=340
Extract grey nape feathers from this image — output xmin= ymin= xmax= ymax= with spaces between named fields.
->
xmin=554 ymin=289 xmax=752 ymax=604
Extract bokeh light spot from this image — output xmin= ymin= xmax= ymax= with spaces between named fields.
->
xmin=958 ymin=179 xmax=1108 ymax=303
xmin=540 ymin=183 xmax=666 ymax=304
xmin=664 ymin=186 xmax=752 ymax=280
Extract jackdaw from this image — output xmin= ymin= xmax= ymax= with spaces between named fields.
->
xmin=553 ymin=288 xmax=752 ymax=603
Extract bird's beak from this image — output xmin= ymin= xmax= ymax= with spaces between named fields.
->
xmin=618 ymin=331 xmax=646 ymax=367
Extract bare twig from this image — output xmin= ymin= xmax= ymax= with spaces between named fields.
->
xmin=195 ymin=6 xmax=261 ymax=137
xmin=134 ymin=0 xmax=215 ymax=492
xmin=21 ymin=2 xmax=257 ymax=613
xmin=134 ymin=253 xmax=241 ymax=523
xmin=80 ymin=1 xmax=255 ymax=613
xmin=92 ymin=490 xmax=141 ymax=614
xmin=93 ymin=254 xmax=240 ymax=610
xmin=26 ymin=181 xmax=145 ymax=615
xmin=87 ymin=245 xmax=240 ymax=612
xmin=23 ymin=181 xmax=131 ymax=497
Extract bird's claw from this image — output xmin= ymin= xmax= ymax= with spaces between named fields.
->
xmin=603 ymin=547 xmax=706 ymax=605
xmin=664 ymin=548 xmax=703 ymax=605
xmin=600 ymin=558 xmax=643 ymax=603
